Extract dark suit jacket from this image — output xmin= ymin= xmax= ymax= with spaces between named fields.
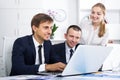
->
xmin=50 ymin=42 xmax=79 ymax=64
xmin=10 ymin=35 xmax=52 ymax=75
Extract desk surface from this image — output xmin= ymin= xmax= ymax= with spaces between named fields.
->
xmin=0 ymin=71 xmax=120 ymax=80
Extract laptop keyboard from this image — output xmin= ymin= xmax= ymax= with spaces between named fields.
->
xmin=37 ymin=71 xmax=62 ymax=76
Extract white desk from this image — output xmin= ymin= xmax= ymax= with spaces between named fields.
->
xmin=0 ymin=71 xmax=120 ymax=80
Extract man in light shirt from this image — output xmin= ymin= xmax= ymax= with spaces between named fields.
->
xmin=50 ymin=25 xmax=82 ymax=64
xmin=10 ymin=13 xmax=65 ymax=75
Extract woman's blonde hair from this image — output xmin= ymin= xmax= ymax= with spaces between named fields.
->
xmin=92 ymin=3 xmax=106 ymax=37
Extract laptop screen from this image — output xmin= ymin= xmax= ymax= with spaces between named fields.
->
xmin=61 ymin=45 xmax=113 ymax=76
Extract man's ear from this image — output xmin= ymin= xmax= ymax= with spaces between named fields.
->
xmin=64 ymin=33 xmax=67 ymax=39
xmin=32 ymin=25 xmax=37 ymax=32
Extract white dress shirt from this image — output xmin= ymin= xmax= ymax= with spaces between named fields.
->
xmin=65 ymin=42 xmax=75 ymax=63
xmin=32 ymin=36 xmax=45 ymax=72
xmin=80 ymin=21 xmax=109 ymax=46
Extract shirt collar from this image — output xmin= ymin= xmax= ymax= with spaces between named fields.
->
xmin=32 ymin=36 xmax=43 ymax=48
xmin=65 ymin=41 xmax=75 ymax=52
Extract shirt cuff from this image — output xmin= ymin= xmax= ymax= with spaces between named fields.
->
xmin=38 ymin=64 xmax=45 ymax=72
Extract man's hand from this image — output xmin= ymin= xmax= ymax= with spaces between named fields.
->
xmin=45 ymin=62 xmax=66 ymax=71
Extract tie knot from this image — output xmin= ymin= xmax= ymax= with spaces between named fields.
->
xmin=70 ymin=49 xmax=73 ymax=53
xmin=38 ymin=45 xmax=42 ymax=49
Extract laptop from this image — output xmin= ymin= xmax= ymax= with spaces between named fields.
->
xmin=38 ymin=45 xmax=113 ymax=77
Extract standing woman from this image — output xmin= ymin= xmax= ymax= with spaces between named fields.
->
xmin=80 ymin=3 xmax=109 ymax=46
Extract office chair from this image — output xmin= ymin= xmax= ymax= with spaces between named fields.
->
xmin=2 ymin=36 xmax=17 ymax=76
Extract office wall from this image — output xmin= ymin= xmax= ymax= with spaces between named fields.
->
xmin=0 ymin=0 xmax=120 ymax=76
xmin=0 ymin=0 xmax=78 ymax=56
xmin=78 ymin=0 xmax=120 ymax=43
xmin=0 ymin=0 xmax=78 ymax=76
xmin=0 ymin=0 xmax=119 ymax=60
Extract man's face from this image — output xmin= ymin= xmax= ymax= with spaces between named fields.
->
xmin=64 ymin=28 xmax=81 ymax=48
xmin=33 ymin=21 xmax=53 ymax=43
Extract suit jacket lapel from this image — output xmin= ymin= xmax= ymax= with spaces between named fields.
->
xmin=28 ymin=35 xmax=36 ymax=61
xmin=62 ymin=43 xmax=67 ymax=63
xmin=75 ymin=43 xmax=80 ymax=50
xmin=43 ymin=40 xmax=52 ymax=63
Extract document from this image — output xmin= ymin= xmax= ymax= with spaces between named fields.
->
xmin=82 ymin=71 xmax=120 ymax=78
xmin=0 ymin=75 xmax=54 ymax=80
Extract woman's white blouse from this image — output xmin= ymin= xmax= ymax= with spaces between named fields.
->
xmin=80 ymin=21 xmax=109 ymax=46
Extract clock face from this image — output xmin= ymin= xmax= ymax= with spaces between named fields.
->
xmin=54 ymin=9 xmax=67 ymax=22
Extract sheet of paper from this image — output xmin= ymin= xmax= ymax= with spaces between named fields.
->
xmin=0 ymin=75 xmax=54 ymax=80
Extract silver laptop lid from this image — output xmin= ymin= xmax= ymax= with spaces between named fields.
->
xmin=62 ymin=45 xmax=113 ymax=76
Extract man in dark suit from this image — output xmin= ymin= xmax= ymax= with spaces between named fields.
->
xmin=10 ymin=13 xmax=66 ymax=75
xmin=50 ymin=25 xmax=82 ymax=64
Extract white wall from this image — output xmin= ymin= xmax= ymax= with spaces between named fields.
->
xmin=0 ymin=0 xmax=120 ymax=76
xmin=0 ymin=0 xmax=78 ymax=76
xmin=0 ymin=0 xmax=119 ymax=57
xmin=0 ymin=0 xmax=78 ymax=64
xmin=78 ymin=0 xmax=120 ymax=43
xmin=0 ymin=0 xmax=120 ymax=57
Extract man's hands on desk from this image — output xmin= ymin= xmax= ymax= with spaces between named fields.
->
xmin=45 ymin=62 xmax=66 ymax=71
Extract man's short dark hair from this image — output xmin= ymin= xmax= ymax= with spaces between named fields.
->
xmin=31 ymin=13 xmax=53 ymax=34
xmin=66 ymin=25 xmax=82 ymax=33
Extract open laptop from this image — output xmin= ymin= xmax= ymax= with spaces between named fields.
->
xmin=38 ymin=45 xmax=113 ymax=77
